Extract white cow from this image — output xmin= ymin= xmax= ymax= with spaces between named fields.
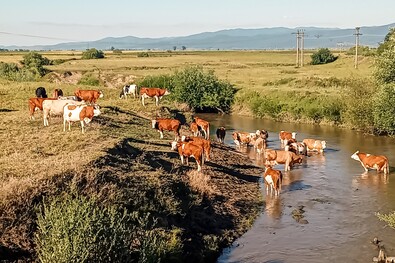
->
xmin=42 ymin=99 xmax=84 ymax=126
xmin=119 ymin=84 xmax=138 ymax=99
xmin=63 ymin=104 xmax=101 ymax=133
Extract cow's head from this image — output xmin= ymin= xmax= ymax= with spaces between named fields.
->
xmin=164 ymin=90 xmax=170 ymax=95
xmin=351 ymin=151 xmax=360 ymax=161
xmin=99 ymin=91 xmax=104 ymax=98
xmin=321 ymin=141 xmax=327 ymax=149
xmin=151 ymin=120 xmax=157 ymax=129
xmin=291 ymin=132 xmax=297 ymax=139
xmin=93 ymin=105 xmax=101 ymax=117
xmin=171 ymin=141 xmax=178 ymax=151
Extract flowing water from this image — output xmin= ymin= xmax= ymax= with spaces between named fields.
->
xmin=196 ymin=114 xmax=395 ymax=263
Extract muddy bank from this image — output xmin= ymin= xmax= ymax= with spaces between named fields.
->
xmin=0 ymin=107 xmax=262 ymax=262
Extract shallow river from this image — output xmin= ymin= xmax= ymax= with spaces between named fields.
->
xmin=196 ymin=114 xmax=395 ymax=263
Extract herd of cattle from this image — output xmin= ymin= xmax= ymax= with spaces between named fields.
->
xmin=28 ymin=85 xmax=390 ymax=195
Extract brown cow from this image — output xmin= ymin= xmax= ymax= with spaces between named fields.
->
xmin=140 ymin=87 xmax=170 ymax=106
xmin=303 ymin=139 xmax=327 ymax=153
xmin=190 ymin=122 xmax=201 ymax=137
xmin=254 ymin=137 xmax=267 ymax=155
xmin=256 ymin=129 xmax=269 ymax=140
xmin=264 ymin=149 xmax=303 ymax=171
xmin=28 ymin=97 xmax=57 ymax=120
xmin=63 ymin=104 xmax=101 ymax=133
xmin=279 ymin=130 xmax=297 ymax=146
xmin=74 ymin=89 xmax=103 ymax=103
xmin=216 ymin=127 xmax=226 ymax=143
xmin=194 ymin=117 xmax=210 ymax=140
xmin=171 ymin=141 xmax=204 ymax=172
xmin=285 ymin=141 xmax=307 ymax=156
xmin=152 ymin=118 xmax=181 ymax=140
xmin=181 ymin=135 xmax=211 ymax=161
xmin=263 ymin=165 xmax=283 ymax=196
xmin=351 ymin=151 xmax=389 ymax=175
xmin=232 ymin=131 xmax=257 ymax=146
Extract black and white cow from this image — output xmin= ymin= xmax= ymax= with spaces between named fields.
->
xmin=119 ymin=84 xmax=138 ymax=99
xmin=36 ymin=87 xmax=48 ymax=98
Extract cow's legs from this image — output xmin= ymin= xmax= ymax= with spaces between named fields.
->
xmin=141 ymin=96 xmax=145 ymax=106
xmin=155 ymin=96 xmax=159 ymax=106
xmin=159 ymin=131 xmax=164 ymax=139
xmin=180 ymin=155 xmax=184 ymax=164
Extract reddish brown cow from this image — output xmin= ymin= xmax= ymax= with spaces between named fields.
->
xmin=264 ymin=149 xmax=303 ymax=171
xmin=303 ymin=139 xmax=327 ymax=153
xmin=254 ymin=137 xmax=267 ymax=155
xmin=279 ymin=130 xmax=297 ymax=146
xmin=190 ymin=122 xmax=200 ymax=137
xmin=151 ymin=118 xmax=181 ymax=140
xmin=232 ymin=131 xmax=257 ymax=146
xmin=194 ymin=117 xmax=210 ymax=140
xmin=28 ymin=97 xmax=57 ymax=120
xmin=140 ymin=87 xmax=170 ymax=106
xmin=263 ymin=165 xmax=283 ymax=196
xmin=171 ymin=141 xmax=204 ymax=172
xmin=182 ymin=135 xmax=211 ymax=161
xmin=351 ymin=151 xmax=389 ymax=175
xmin=74 ymin=89 xmax=103 ymax=103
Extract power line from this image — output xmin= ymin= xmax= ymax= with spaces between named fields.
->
xmin=0 ymin=31 xmax=77 ymax=41
xmin=292 ymin=29 xmax=305 ymax=67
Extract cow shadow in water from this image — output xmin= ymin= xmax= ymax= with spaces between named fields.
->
xmin=0 ymin=108 xmax=17 ymax=112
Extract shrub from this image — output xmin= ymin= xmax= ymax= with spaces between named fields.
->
xmin=20 ymin=52 xmax=51 ymax=77
xmin=78 ymin=72 xmax=100 ymax=86
xmin=0 ymin=62 xmax=36 ymax=81
xmin=81 ymin=48 xmax=105 ymax=59
xmin=171 ymin=65 xmax=237 ymax=112
xmin=139 ymin=74 xmax=174 ymax=90
xmin=310 ymin=48 xmax=337 ymax=65
xmin=35 ymin=194 xmax=132 ymax=263
xmin=376 ymin=211 xmax=395 ymax=229
xmin=373 ymin=48 xmax=395 ymax=85
xmin=373 ymin=84 xmax=395 ymax=135
xmin=137 ymin=52 xmax=150 ymax=57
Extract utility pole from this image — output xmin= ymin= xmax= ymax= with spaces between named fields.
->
xmin=354 ymin=27 xmax=362 ymax=69
xmin=293 ymin=30 xmax=304 ymax=67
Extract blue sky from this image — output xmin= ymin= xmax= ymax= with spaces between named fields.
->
xmin=1 ymin=0 xmax=395 ymax=46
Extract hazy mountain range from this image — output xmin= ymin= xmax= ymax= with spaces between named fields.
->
xmin=2 ymin=23 xmax=394 ymax=51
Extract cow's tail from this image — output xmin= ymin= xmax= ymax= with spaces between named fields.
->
xmin=207 ymin=124 xmax=210 ymax=140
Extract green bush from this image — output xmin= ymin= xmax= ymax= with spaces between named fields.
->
xmin=373 ymin=48 xmax=395 ymax=85
xmin=21 ymin=52 xmax=51 ymax=77
xmin=0 ymin=62 xmax=36 ymax=81
xmin=310 ymin=48 xmax=337 ymax=65
xmin=35 ymin=194 xmax=132 ymax=263
xmin=137 ymin=52 xmax=150 ymax=57
xmin=171 ymin=65 xmax=237 ymax=112
xmin=139 ymin=74 xmax=174 ymax=89
xmin=373 ymin=84 xmax=395 ymax=135
xmin=78 ymin=72 xmax=100 ymax=86
xmin=81 ymin=48 xmax=105 ymax=59
xmin=376 ymin=211 xmax=395 ymax=229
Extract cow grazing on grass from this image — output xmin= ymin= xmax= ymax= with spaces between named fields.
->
xmin=74 ymin=89 xmax=103 ymax=103
xmin=279 ymin=130 xmax=297 ymax=146
xmin=63 ymin=104 xmax=101 ymax=133
xmin=151 ymin=118 xmax=181 ymax=140
xmin=194 ymin=117 xmax=210 ymax=140
xmin=35 ymin=87 xmax=48 ymax=98
xmin=263 ymin=165 xmax=283 ymax=196
xmin=140 ymin=87 xmax=170 ymax=106
xmin=302 ymin=139 xmax=327 ymax=153
xmin=42 ymin=99 xmax=84 ymax=126
xmin=28 ymin=97 xmax=57 ymax=120
xmin=53 ymin=88 xmax=64 ymax=98
xmin=232 ymin=131 xmax=257 ymax=146
xmin=351 ymin=151 xmax=389 ymax=175
xmin=216 ymin=127 xmax=226 ymax=143
xmin=171 ymin=141 xmax=204 ymax=172
xmin=264 ymin=149 xmax=303 ymax=171
xmin=119 ymin=84 xmax=138 ymax=99
xmin=181 ymin=135 xmax=211 ymax=161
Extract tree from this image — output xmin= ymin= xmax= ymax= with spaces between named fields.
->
xmin=173 ymin=46 xmax=177 ymax=51
xmin=81 ymin=48 xmax=105 ymax=59
xmin=310 ymin=48 xmax=337 ymax=65
xmin=21 ymin=52 xmax=51 ymax=77
xmin=181 ymin=46 xmax=186 ymax=51
xmin=377 ymin=28 xmax=395 ymax=55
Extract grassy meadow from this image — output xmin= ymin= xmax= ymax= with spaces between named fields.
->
xmin=0 ymin=50 xmax=374 ymax=261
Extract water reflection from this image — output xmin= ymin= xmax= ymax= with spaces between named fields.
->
xmin=264 ymin=195 xmax=282 ymax=219
xmin=352 ymin=172 xmax=390 ymax=190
